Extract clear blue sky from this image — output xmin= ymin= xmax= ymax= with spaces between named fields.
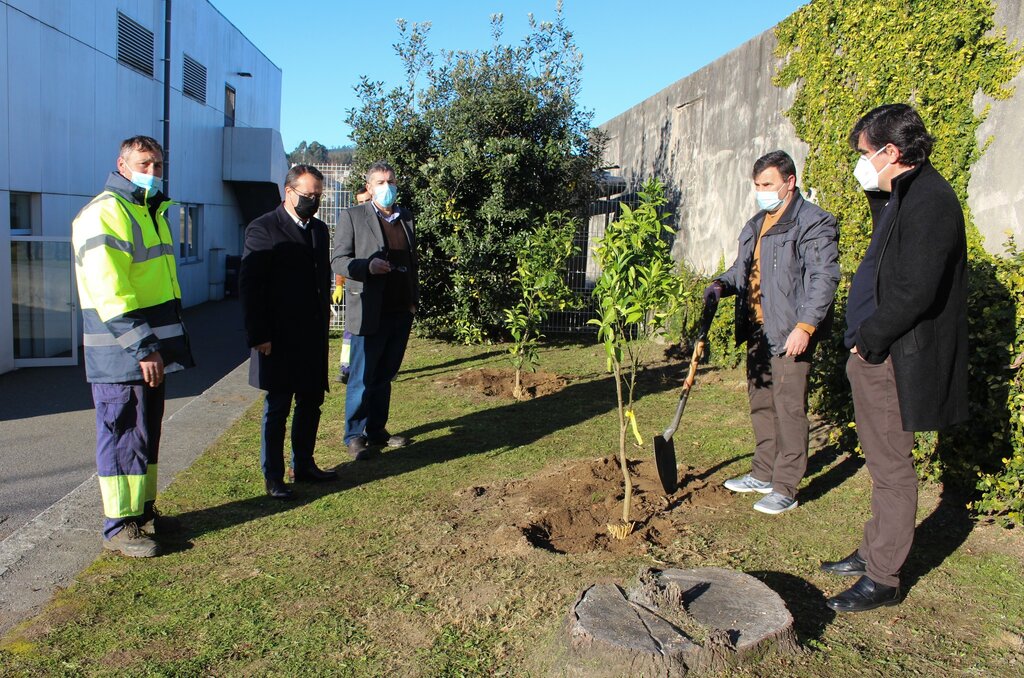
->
xmin=211 ymin=0 xmax=808 ymax=152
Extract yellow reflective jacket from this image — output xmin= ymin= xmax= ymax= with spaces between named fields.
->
xmin=72 ymin=172 xmax=194 ymax=383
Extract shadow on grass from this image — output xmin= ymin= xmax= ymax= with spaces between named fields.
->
xmin=903 ymin=487 xmax=974 ymax=594
xmin=798 ymin=446 xmax=865 ymax=506
xmin=397 ymin=348 xmax=508 ymax=379
xmin=171 ymin=362 xmax=690 ymax=542
xmin=749 ymin=570 xmax=834 ymax=646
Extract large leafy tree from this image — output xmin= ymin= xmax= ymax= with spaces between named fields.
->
xmin=347 ymin=4 xmax=604 ymax=341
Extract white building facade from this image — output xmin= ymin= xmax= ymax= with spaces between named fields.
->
xmin=1 ymin=0 xmax=288 ymax=374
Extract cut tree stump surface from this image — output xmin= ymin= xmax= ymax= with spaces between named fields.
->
xmin=564 ymin=567 xmax=797 ymax=677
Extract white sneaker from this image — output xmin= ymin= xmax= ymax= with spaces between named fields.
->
xmin=723 ymin=473 xmax=772 ymax=494
xmin=754 ymin=492 xmax=798 ymax=515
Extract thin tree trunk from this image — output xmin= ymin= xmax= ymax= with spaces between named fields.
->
xmin=613 ymin=361 xmax=632 ymax=524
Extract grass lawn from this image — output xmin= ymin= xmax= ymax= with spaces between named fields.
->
xmin=2 ymin=337 xmax=1023 ymax=676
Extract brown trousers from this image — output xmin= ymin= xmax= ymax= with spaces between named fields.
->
xmin=747 ymin=328 xmax=812 ymax=499
xmin=846 ymin=353 xmax=917 ymax=588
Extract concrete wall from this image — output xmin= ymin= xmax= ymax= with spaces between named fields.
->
xmin=969 ymin=0 xmax=1024 ymax=255
xmin=600 ymin=0 xmax=1024 ymax=273
xmin=1 ymin=0 xmax=285 ymax=373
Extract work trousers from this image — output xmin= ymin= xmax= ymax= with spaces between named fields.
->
xmin=92 ymin=382 xmax=164 ymax=539
xmin=338 ymin=330 xmax=352 ymax=378
xmin=261 ymin=389 xmax=325 ymax=482
xmin=846 ymin=353 xmax=917 ymax=588
xmin=345 ymin=310 xmax=413 ymax=444
xmin=747 ymin=327 xmax=812 ymax=499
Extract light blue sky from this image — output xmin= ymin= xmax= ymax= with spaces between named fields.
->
xmin=211 ymin=0 xmax=808 ymax=151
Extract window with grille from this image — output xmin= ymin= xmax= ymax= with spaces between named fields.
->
xmin=116 ymin=12 xmax=154 ymax=77
xmin=183 ymin=54 xmax=207 ymax=104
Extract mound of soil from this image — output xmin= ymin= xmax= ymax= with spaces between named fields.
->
xmin=437 ymin=367 xmax=568 ymax=400
xmin=454 ymin=456 xmax=733 ymax=557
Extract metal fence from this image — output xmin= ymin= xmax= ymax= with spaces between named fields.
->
xmin=315 ymin=163 xmax=355 ymax=330
xmin=541 ymin=179 xmax=641 ymax=334
xmin=315 ymin=162 xmax=640 ymax=336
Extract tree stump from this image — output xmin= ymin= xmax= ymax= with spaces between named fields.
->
xmin=563 ymin=567 xmax=797 ymax=677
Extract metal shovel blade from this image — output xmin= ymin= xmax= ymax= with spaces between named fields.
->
xmin=654 ymin=434 xmax=677 ymax=494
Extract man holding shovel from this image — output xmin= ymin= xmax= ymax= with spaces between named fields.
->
xmin=706 ymin=151 xmax=839 ymax=515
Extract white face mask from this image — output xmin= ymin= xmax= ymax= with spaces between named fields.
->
xmin=853 ymin=146 xmax=891 ymax=192
xmin=755 ymin=188 xmax=785 ymax=213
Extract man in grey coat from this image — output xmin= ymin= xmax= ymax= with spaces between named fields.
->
xmin=705 ymin=150 xmax=840 ymax=515
xmin=331 ymin=162 xmax=419 ymax=460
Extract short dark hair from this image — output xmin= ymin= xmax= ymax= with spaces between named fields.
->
xmin=285 ymin=164 xmax=324 ymax=189
xmin=365 ymin=161 xmax=395 ymax=183
xmin=752 ymin=150 xmax=796 ymax=181
xmin=120 ymin=135 xmax=163 ymax=158
xmin=848 ymin=104 xmax=934 ymax=166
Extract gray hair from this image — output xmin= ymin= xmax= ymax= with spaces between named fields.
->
xmin=365 ymin=161 xmax=396 ymax=183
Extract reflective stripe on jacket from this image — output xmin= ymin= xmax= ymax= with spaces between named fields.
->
xmin=72 ymin=172 xmax=194 ymax=383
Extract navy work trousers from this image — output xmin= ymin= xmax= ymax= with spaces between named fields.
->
xmin=92 ymin=382 xmax=164 ymax=539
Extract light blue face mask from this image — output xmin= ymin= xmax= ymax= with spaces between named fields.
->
xmin=130 ymin=171 xmax=162 ymax=193
xmin=373 ymin=184 xmax=398 ymax=208
xmin=755 ymin=190 xmax=784 ymax=213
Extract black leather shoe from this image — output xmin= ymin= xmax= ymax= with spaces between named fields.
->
xmin=821 ymin=550 xmax=867 ymax=577
xmin=348 ymin=436 xmax=372 ymax=461
xmin=826 ymin=575 xmax=901 ymax=612
xmin=265 ymin=478 xmax=294 ymax=500
xmin=292 ymin=465 xmax=338 ymax=482
xmin=367 ymin=431 xmax=410 ymax=448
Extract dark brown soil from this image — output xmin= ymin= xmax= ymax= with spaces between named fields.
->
xmin=453 ymin=456 xmax=733 ymax=557
xmin=436 ymin=367 xmax=569 ymax=400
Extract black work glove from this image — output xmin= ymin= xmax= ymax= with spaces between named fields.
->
xmin=703 ymin=281 xmax=723 ymax=306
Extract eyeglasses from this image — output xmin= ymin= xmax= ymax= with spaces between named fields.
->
xmin=291 ymin=189 xmax=323 ymax=200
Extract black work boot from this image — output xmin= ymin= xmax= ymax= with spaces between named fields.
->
xmin=103 ymin=521 xmax=160 ymax=558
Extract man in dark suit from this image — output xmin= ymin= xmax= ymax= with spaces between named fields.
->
xmin=822 ymin=104 xmax=968 ymax=612
xmin=240 ymin=164 xmax=338 ymax=499
xmin=332 ymin=161 xmax=418 ymax=460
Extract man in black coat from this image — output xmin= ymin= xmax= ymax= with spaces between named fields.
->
xmin=822 ymin=104 xmax=968 ymax=612
xmin=331 ymin=161 xmax=418 ymax=460
xmin=240 ymin=164 xmax=337 ymax=499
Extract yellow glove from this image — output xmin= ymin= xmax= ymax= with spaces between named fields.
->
xmin=331 ymin=286 xmax=343 ymax=304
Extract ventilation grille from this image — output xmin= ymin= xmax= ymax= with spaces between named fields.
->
xmin=182 ymin=54 xmax=207 ymax=103
xmin=116 ymin=12 xmax=154 ymax=77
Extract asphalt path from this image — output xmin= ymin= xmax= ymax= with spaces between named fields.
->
xmin=0 ymin=299 xmax=250 ymax=542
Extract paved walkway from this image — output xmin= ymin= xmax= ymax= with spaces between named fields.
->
xmin=0 ymin=299 xmax=260 ymax=635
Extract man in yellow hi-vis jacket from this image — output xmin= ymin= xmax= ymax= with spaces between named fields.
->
xmin=72 ymin=136 xmax=194 ymax=557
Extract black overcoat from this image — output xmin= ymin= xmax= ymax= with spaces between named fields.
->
xmin=240 ymin=204 xmax=331 ymax=393
xmin=854 ymin=161 xmax=968 ymax=431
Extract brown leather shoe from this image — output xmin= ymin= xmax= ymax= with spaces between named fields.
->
xmin=140 ymin=507 xmax=180 ymax=536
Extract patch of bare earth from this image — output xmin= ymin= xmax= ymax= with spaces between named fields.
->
xmin=436 ymin=367 xmax=568 ymax=399
xmin=453 ymin=455 xmax=732 ymax=558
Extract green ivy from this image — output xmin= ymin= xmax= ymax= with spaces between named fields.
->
xmin=766 ymin=0 xmax=1024 ymax=523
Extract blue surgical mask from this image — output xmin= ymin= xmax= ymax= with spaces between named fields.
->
xmin=373 ymin=184 xmax=398 ymax=209
xmin=755 ymin=190 xmax=784 ymax=213
xmin=130 ymin=171 xmax=162 ymax=193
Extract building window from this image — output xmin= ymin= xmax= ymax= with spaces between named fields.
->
xmin=178 ymin=204 xmax=203 ymax=263
xmin=116 ymin=12 xmax=154 ymax=77
xmin=224 ymin=85 xmax=236 ymax=127
xmin=182 ymin=54 xmax=208 ymax=104
xmin=9 ymin=192 xmax=36 ymax=235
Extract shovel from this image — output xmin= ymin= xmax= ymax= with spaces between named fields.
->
xmin=654 ymin=300 xmax=718 ymax=494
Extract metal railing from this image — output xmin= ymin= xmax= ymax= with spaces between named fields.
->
xmin=314 ymin=163 xmax=642 ymax=336
xmin=314 ymin=163 xmax=355 ymax=330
